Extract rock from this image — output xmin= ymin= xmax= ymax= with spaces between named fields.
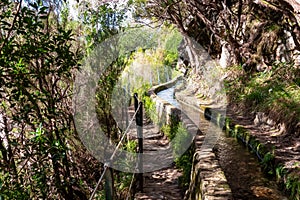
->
xmin=219 ymin=42 xmax=231 ymax=69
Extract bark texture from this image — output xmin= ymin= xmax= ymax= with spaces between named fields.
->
xmin=140 ymin=0 xmax=300 ymax=69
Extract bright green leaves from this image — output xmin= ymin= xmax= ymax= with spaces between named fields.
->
xmin=14 ymin=58 xmax=27 ymax=74
xmin=30 ymin=124 xmax=46 ymax=142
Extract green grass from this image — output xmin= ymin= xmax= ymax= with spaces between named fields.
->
xmin=225 ymin=62 xmax=300 ymax=133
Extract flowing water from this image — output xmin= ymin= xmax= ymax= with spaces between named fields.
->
xmin=157 ymin=86 xmax=288 ymax=200
xmin=156 ymin=86 xmax=180 ymax=108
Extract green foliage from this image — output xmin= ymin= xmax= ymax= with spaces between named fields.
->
xmin=143 ymin=96 xmax=159 ymax=123
xmin=261 ymin=152 xmax=275 ymax=175
xmin=161 ymin=122 xmax=193 ymax=188
xmin=140 ymin=90 xmax=193 ymax=189
xmin=78 ymin=1 xmax=126 ymax=51
xmin=275 ymin=165 xmax=286 ymax=183
xmin=163 ymin=27 xmax=182 ymax=66
xmin=161 ymin=124 xmax=172 ymax=138
xmin=225 ymin=61 xmax=300 ymax=134
xmin=134 ymin=83 xmax=151 ymax=100
xmin=96 ymin=57 xmax=129 ymax=141
xmin=115 ymin=173 xmax=134 ymax=191
xmin=163 ymin=27 xmax=182 ymax=53
xmin=173 ymin=124 xmax=193 ymax=188
xmin=286 ymin=175 xmax=300 ymax=200
xmin=0 ymin=0 xmax=111 ymax=199
xmin=124 ymin=140 xmax=137 ymax=153
xmin=172 ymin=123 xmax=190 ymax=156
xmin=176 ymin=147 xmax=193 ymax=188
xmin=0 ymin=1 xmax=181 ymax=198
xmin=113 ymin=140 xmax=137 ymax=198
xmin=240 ymin=68 xmax=299 ymax=109
xmin=161 ymin=117 xmax=181 ymax=140
xmin=123 ymin=48 xmax=176 ymax=89
xmin=117 ymin=25 xmax=182 ymax=96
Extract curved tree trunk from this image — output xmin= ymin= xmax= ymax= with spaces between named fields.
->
xmin=140 ymin=0 xmax=300 ymax=69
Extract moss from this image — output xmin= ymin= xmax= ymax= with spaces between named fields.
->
xmin=233 ymin=125 xmax=246 ymax=138
xmin=216 ymin=113 xmax=226 ymax=128
xmin=162 ymin=121 xmax=193 ymax=189
xmin=225 ymin=118 xmax=233 ymax=135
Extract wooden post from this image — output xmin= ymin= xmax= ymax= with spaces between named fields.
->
xmin=134 ymin=93 xmax=143 ymax=192
xmin=138 ymin=101 xmax=143 ymax=192
xmin=123 ymin=87 xmax=129 ymax=129
xmin=104 ymin=168 xmax=114 ymax=200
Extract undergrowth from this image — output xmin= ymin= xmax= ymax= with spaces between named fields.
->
xmin=161 ymin=122 xmax=193 ymax=189
xmin=114 ymin=140 xmax=137 ymax=199
xmin=225 ymin=61 xmax=300 ymax=135
xmin=224 ymin=61 xmax=300 ymax=200
xmin=143 ymin=95 xmax=159 ymax=124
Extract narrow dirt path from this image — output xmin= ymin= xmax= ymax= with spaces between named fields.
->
xmin=126 ymin=106 xmax=183 ymax=200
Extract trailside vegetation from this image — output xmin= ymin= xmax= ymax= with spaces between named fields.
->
xmin=0 ymin=0 xmax=129 ymax=198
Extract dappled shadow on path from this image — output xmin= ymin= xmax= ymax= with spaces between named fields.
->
xmin=126 ymin=106 xmax=183 ymax=200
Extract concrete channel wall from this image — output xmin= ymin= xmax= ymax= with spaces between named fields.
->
xmin=148 ymin=76 xmax=183 ymax=125
xmin=148 ymin=77 xmax=233 ymax=200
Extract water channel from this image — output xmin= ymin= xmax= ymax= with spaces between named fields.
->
xmin=157 ymin=86 xmax=288 ymax=200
